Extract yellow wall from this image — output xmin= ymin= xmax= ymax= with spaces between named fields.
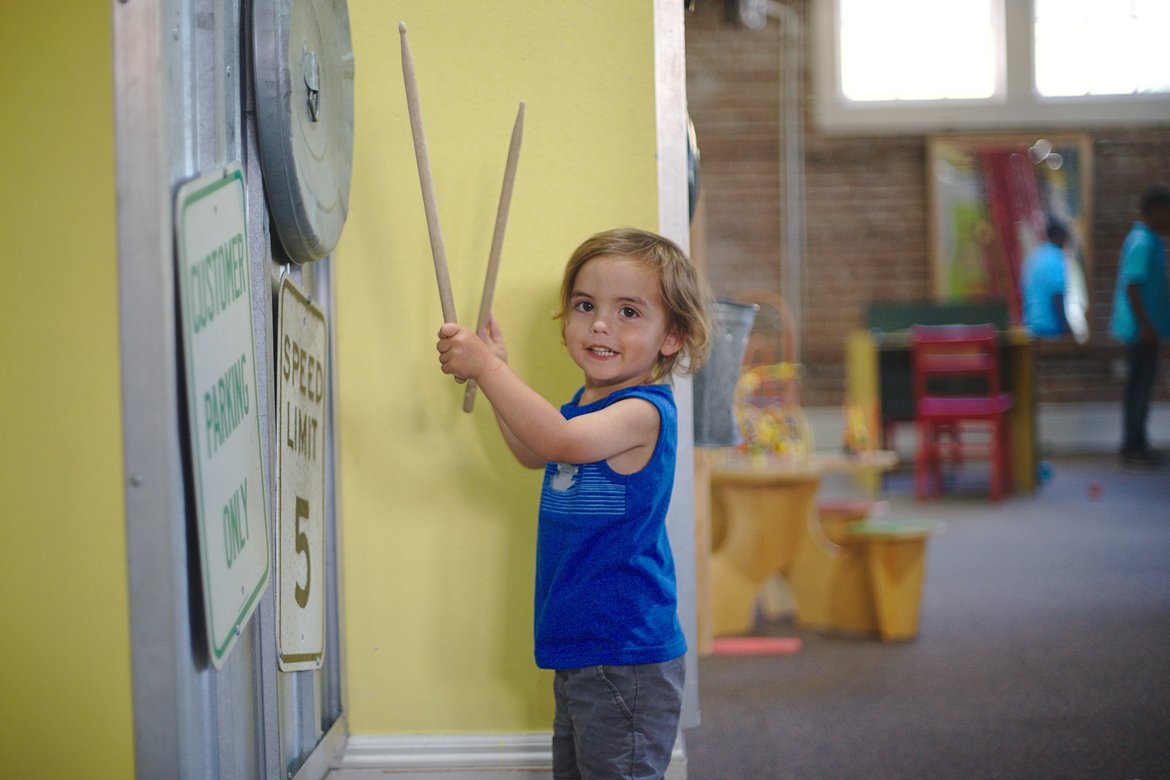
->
xmin=338 ymin=1 xmax=660 ymax=732
xmin=0 ymin=3 xmax=134 ymax=778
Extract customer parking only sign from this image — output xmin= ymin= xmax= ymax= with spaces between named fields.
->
xmin=176 ymin=163 xmax=271 ymax=669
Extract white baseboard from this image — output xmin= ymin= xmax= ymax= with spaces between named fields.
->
xmin=330 ymin=733 xmax=550 ymax=778
xmin=328 ymin=732 xmax=687 ymax=780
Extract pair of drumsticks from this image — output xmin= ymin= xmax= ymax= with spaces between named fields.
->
xmin=399 ymin=22 xmax=524 ymax=412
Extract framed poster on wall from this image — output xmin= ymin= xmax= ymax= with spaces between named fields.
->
xmin=927 ymin=134 xmax=1093 ymax=338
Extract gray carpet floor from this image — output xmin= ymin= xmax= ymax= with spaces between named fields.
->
xmin=687 ymin=454 xmax=1170 ymax=780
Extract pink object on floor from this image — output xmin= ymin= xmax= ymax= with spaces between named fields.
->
xmin=712 ymin=636 xmax=803 ymax=656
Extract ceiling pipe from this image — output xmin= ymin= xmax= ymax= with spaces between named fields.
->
xmin=738 ymin=0 xmax=806 ymax=364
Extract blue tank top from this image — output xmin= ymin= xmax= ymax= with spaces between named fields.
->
xmin=534 ymin=384 xmax=687 ymax=669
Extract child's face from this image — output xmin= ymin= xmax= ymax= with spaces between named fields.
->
xmin=564 ymin=254 xmax=682 ymax=401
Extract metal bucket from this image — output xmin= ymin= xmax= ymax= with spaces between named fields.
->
xmin=693 ymin=300 xmax=757 ymax=447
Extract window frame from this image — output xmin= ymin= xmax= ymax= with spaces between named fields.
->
xmin=811 ymin=0 xmax=1170 ymax=134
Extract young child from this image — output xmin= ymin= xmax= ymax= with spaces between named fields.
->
xmin=1020 ymin=218 xmax=1071 ymax=338
xmin=436 ymin=227 xmax=712 ymax=779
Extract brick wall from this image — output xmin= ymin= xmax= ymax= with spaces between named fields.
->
xmin=685 ymin=1 xmax=1170 ymax=407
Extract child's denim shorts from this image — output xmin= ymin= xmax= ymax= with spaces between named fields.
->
xmin=551 ymin=656 xmax=685 ymax=780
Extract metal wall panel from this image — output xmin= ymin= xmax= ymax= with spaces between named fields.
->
xmin=114 ymin=0 xmax=343 ymax=776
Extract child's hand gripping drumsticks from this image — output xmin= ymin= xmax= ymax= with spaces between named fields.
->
xmin=436 ymin=314 xmax=507 ymax=385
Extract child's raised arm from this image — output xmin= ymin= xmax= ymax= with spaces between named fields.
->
xmin=474 ymin=316 xmax=545 ymax=469
xmin=436 ymin=322 xmax=660 ymax=469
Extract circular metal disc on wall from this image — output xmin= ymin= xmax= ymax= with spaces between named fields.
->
xmin=254 ymin=0 xmax=354 ymax=263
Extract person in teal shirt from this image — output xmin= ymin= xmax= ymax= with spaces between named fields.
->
xmin=1109 ymin=184 xmax=1170 ymax=468
xmin=1021 ymin=219 xmax=1071 ymax=338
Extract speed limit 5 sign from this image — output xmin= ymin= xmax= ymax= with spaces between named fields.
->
xmin=276 ymin=278 xmax=327 ymax=671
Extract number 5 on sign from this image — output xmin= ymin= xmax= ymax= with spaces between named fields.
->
xmin=277 ymin=278 xmax=327 ymax=671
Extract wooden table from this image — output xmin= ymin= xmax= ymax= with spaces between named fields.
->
xmin=707 ymin=456 xmax=822 ymax=637
xmin=698 ymin=450 xmax=913 ymax=646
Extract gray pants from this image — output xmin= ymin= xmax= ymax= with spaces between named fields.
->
xmin=552 ymin=657 xmax=685 ymax=780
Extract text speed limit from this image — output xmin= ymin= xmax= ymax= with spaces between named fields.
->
xmin=277 ymin=278 xmax=327 ymax=671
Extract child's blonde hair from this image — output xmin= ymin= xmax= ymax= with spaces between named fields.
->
xmin=559 ymin=227 xmax=713 ymax=382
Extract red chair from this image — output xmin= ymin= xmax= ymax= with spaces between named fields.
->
xmin=911 ymin=324 xmax=1013 ymax=501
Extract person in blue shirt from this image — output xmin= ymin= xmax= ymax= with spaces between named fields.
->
xmin=1021 ymin=219 xmax=1071 ymax=338
xmin=1109 ymin=184 xmax=1170 ymax=469
xmin=436 ymin=227 xmax=713 ymax=779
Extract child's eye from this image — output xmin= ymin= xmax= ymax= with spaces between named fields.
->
xmin=620 ymin=306 xmax=639 ymax=318
xmin=573 ymin=300 xmax=594 ymax=313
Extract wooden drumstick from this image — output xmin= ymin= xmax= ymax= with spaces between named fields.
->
xmin=400 ymin=22 xmax=458 ymax=325
xmin=464 ymin=102 xmax=525 ymax=413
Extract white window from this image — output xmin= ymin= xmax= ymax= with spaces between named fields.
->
xmin=839 ymin=0 xmax=999 ymax=102
xmin=1034 ymin=0 xmax=1170 ymax=98
xmin=813 ymin=0 xmax=1170 ymax=132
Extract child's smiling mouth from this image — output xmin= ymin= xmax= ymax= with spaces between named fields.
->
xmin=588 ymin=346 xmax=618 ymax=357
